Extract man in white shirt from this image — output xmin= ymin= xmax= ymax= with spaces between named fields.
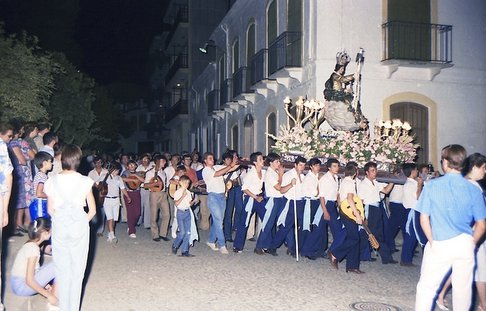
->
xmin=330 ymin=164 xmax=364 ymax=273
xmin=271 ymin=156 xmax=306 ymax=257
xmin=301 ymin=158 xmax=345 ymax=260
xmin=398 ymin=163 xmax=422 ymax=266
xmin=136 ymin=154 xmax=154 ymax=229
xmin=233 ymin=152 xmax=266 ymax=253
xmin=222 ymin=150 xmax=243 ymax=243
xmin=202 ymin=152 xmax=240 ymax=254
xmin=88 ymin=157 xmax=109 ymax=237
xmin=255 ymin=153 xmax=284 ymax=255
xmin=358 ymin=162 xmax=396 ymax=264
xmin=145 ymin=155 xmax=170 ymax=242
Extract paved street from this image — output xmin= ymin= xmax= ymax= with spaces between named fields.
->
xmin=5 ymin=223 xmax=421 ymax=311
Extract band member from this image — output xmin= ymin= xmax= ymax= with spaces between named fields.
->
xmin=169 ymin=165 xmax=186 ymax=239
xmin=358 ymin=162 xmax=396 ymax=264
xmin=222 ymin=150 xmax=243 ymax=242
xmin=144 ymin=155 xmax=170 ymax=242
xmin=87 ymin=157 xmax=108 ymax=237
xmin=298 ymin=158 xmax=321 ymax=258
xmin=301 ymin=158 xmax=345 ymax=259
xmin=329 ymin=164 xmax=363 ymax=273
xmin=136 ymin=154 xmax=154 ymax=229
xmin=396 ymin=163 xmax=421 ymax=266
xmin=202 ymin=152 xmax=239 ymax=255
xmin=233 ymin=152 xmax=266 ymax=254
xmin=271 ymin=156 xmax=306 ymax=256
xmin=121 ymin=160 xmax=143 ymax=238
xmin=255 ymin=153 xmax=284 ymax=255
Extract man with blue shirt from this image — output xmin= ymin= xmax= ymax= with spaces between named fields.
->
xmin=415 ymin=144 xmax=486 ymax=311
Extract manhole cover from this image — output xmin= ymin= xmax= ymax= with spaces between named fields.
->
xmin=349 ymin=302 xmax=402 ymax=311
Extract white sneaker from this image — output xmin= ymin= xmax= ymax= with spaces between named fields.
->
xmin=129 ymin=233 xmax=136 ymax=238
xmin=206 ymin=242 xmax=218 ymax=251
xmin=220 ymin=246 xmax=229 ymax=254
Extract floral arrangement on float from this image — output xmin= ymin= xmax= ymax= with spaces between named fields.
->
xmin=266 ymin=97 xmax=419 ymax=169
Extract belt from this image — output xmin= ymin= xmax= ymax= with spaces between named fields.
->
xmin=105 ymin=196 xmax=119 ymax=199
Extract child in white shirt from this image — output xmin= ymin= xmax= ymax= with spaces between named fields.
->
xmin=171 ymin=176 xmax=197 ymax=257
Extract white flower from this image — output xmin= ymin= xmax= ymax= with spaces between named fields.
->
xmin=283 ymin=96 xmax=291 ymax=104
xmin=392 ymin=119 xmax=402 ymax=128
xmin=402 ymin=122 xmax=411 ymax=131
xmin=383 ymin=120 xmax=392 ymax=129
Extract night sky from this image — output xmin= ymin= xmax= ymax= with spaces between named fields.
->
xmin=0 ymin=0 xmax=168 ymax=85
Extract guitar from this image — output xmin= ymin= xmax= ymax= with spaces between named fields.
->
xmin=96 ymin=167 xmax=115 ymax=205
xmin=223 ymin=170 xmax=235 ymax=197
xmin=168 ymin=181 xmax=179 ymax=199
xmin=126 ymin=167 xmax=154 ymax=190
xmin=339 ymin=195 xmax=380 ymax=250
xmin=147 ymin=164 xmax=164 ymax=192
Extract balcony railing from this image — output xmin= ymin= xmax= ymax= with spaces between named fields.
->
xmin=232 ymin=67 xmax=253 ymax=97
xmin=250 ymin=49 xmax=268 ymax=85
xmin=268 ymin=31 xmax=302 ymax=75
xmin=165 ymin=53 xmax=188 ymax=85
xmin=382 ymin=21 xmax=452 ymax=63
xmin=165 ymin=99 xmax=188 ymax=122
xmin=207 ymin=89 xmax=219 ymax=114
xmin=219 ymin=78 xmax=232 ymax=107
xmin=165 ymin=4 xmax=189 ymax=49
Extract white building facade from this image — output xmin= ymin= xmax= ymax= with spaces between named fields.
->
xmin=190 ymin=0 xmax=486 ymax=167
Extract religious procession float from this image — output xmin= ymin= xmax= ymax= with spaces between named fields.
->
xmin=267 ymin=49 xmax=419 ymax=183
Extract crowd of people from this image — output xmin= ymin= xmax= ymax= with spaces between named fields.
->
xmin=1 ymin=118 xmax=485 ymax=310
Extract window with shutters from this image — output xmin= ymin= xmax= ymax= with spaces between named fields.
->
xmin=390 ymin=102 xmax=428 ymax=164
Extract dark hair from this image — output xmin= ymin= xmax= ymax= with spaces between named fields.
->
xmin=364 ymin=161 xmax=377 ymax=173
xmin=23 ymin=122 xmax=38 ymax=135
xmin=441 ymin=144 xmax=466 ymax=170
xmin=53 ymin=141 xmax=65 ymax=157
xmin=346 ymin=161 xmax=359 ymax=169
xmin=402 ymin=163 xmax=417 ymax=178
xmin=334 ymin=63 xmax=346 ymax=73
xmin=295 ymin=156 xmax=307 ymax=165
xmin=154 ymin=154 xmax=167 ymax=163
xmin=182 ymin=153 xmax=192 ymax=161
xmin=250 ymin=152 xmax=263 ymax=164
xmin=418 ymin=164 xmax=428 ymax=172
xmin=61 ymin=144 xmax=82 ymax=170
xmin=9 ymin=118 xmax=24 ymax=135
xmin=222 ymin=152 xmax=233 ymax=161
xmin=28 ymin=217 xmax=51 ymax=241
xmin=43 ymin=132 xmax=58 ymax=145
xmin=127 ymin=160 xmax=138 ymax=167
xmin=176 ymin=165 xmax=186 ymax=172
xmin=326 ymin=158 xmax=340 ymax=168
xmin=344 ymin=165 xmax=357 ymax=177
xmin=111 ymin=161 xmax=122 ymax=173
xmin=0 ymin=122 xmax=13 ymax=135
xmin=34 ymin=151 xmax=54 ymax=169
xmin=308 ymin=157 xmax=322 ymax=167
xmin=171 ymin=153 xmax=181 ymax=162
xmin=36 ymin=122 xmax=51 ymax=132
xmin=265 ymin=152 xmax=280 ymax=165
xmin=463 ymin=153 xmax=486 ymax=175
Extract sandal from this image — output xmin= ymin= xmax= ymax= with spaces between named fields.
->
xmin=17 ymin=226 xmax=28 ymax=233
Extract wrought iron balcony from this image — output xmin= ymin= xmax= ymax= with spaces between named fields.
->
xmin=219 ymin=78 xmax=232 ymax=107
xmin=165 ymin=98 xmax=188 ymax=122
xmin=250 ymin=49 xmax=268 ymax=85
xmin=382 ymin=21 xmax=452 ymax=64
xmin=207 ymin=89 xmax=219 ymax=114
xmin=268 ymin=31 xmax=302 ymax=76
xmin=232 ymin=67 xmax=253 ymax=98
xmin=165 ymin=53 xmax=188 ymax=86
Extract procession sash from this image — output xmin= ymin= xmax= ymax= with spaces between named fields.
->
xmin=244 ymin=196 xmax=255 ymax=227
xmin=303 ymin=198 xmax=312 ymax=231
xmin=260 ymin=197 xmax=274 ymax=231
xmin=277 ymin=198 xmax=291 ymax=227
